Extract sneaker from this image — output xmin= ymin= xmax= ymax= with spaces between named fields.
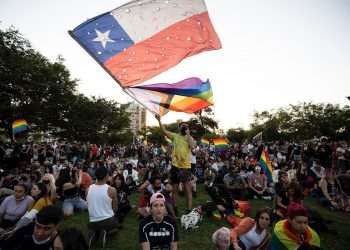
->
xmin=253 ymin=195 xmax=258 ymax=199
xmin=101 ymin=230 xmax=107 ymax=248
xmin=262 ymin=196 xmax=272 ymax=200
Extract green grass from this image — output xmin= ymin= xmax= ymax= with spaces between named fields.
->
xmin=62 ymin=185 xmax=350 ymax=250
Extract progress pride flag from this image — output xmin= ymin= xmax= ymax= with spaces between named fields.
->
xmin=70 ymin=0 xmax=221 ymax=87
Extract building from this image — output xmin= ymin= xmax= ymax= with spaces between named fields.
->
xmin=126 ymin=103 xmax=146 ymax=135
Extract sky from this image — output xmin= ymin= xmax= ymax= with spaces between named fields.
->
xmin=1 ymin=0 xmax=349 ymax=130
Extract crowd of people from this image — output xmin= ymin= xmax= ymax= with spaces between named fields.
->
xmin=0 ymin=117 xmax=349 ymax=249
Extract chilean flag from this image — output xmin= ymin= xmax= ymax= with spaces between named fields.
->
xmin=70 ymin=0 xmax=221 ymax=87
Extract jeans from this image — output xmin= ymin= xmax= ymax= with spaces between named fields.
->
xmin=63 ymin=196 xmax=88 ymax=214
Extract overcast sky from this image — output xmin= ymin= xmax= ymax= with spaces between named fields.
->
xmin=1 ymin=0 xmax=349 ymax=129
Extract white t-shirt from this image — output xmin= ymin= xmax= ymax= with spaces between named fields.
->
xmin=240 ymin=224 xmax=266 ymax=249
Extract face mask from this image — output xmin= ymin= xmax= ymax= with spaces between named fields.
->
xmin=180 ymin=126 xmax=188 ymax=135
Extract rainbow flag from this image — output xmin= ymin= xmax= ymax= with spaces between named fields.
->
xmin=212 ymin=138 xmax=229 ymax=151
xmin=130 ymin=77 xmax=214 ymax=116
xmin=201 ymin=138 xmax=210 ymax=145
xmin=12 ymin=119 xmax=29 ymax=135
xmin=259 ymin=149 xmax=273 ymax=183
xmin=270 ymin=220 xmax=321 ymax=250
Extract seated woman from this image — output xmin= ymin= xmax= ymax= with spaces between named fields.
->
xmin=319 ymin=168 xmax=350 ymax=211
xmin=62 ymin=167 xmax=88 ymax=217
xmin=62 ymin=182 xmax=88 ymax=217
xmin=248 ymin=166 xmax=270 ymax=200
xmin=270 ymin=203 xmax=321 ymax=250
xmin=0 ymin=183 xmax=34 ymax=229
xmin=112 ymin=174 xmax=131 ymax=223
xmin=41 ymin=173 xmax=57 ymax=203
xmin=0 ymin=182 xmax=52 ymax=238
xmin=139 ymin=193 xmax=178 ymax=250
xmin=228 ymin=207 xmax=272 ymax=250
xmin=275 ymin=182 xmax=304 ymax=219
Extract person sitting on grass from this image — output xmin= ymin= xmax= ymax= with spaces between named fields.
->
xmin=111 ymin=173 xmax=131 ymax=223
xmin=319 ymin=168 xmax=350 ymax=212
xmin=0 ymin=205 xmax=63 ymax=250
xmin=247 ymin=165 xmax=270 ymax=200
xmin=223 ymin=163 xmax=248 ymax=201
xmin=0 ymin=183 xmax=34 ymax=229
xmin=86 ymin=166 xmax=118 ymax=248
xmin=275 ymin=182 xmax=304 ymax=219
xmin=139 ymin=192 xmax=178 ymax=250
xmin=229 ymin=207 xmax=272 ymax=250
xmin=269 ymin=203 xmax=322 ymax=250
xmin=137 ymin=175 xmax=165 ymax=219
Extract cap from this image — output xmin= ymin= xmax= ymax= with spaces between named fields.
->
xmin=150 ymin=192 xmax=166 ymax=205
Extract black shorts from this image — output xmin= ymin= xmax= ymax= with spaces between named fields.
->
xmin=170 ymin=166 xmax=192 ymax=184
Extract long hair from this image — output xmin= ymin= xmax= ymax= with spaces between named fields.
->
xmin=59 ymin=227 xmax=88 ymax=250
xmin=287 ymin=182 xmax=304 ymax=203
xmin=34 ymin=182 xmax=48 ymax=201
xmin=255 ymin=207 xmax=272 ymax=225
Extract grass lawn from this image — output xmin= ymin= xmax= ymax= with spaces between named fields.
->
xmin=62 ymin=185 xmax=350 ymax=249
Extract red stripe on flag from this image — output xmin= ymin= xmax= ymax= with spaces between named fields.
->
xmin=104 ymin=12 xmax=221 ymax=87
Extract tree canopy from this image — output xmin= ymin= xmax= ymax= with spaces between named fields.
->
xmin=226 ymin=102 xmax=350 ymax=143
xmin=0 ymin=27 xmax=131 ymax=144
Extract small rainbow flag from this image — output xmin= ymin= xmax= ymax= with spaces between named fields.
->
xmin=259 ymin=149 xmax=273 ymax=183
xmin=12 ymin=119 xmax=29 ymax=135
xmin=212 ymin=138 xmax=229 ymax=151
xmin=201 ymin=138 xmax=210 ymax=145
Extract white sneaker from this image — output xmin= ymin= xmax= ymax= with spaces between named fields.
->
xmin=262 ymin=196 xmax=271 ymax=200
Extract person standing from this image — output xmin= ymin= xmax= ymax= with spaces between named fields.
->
xmin=156 ymin=115 xmax=195 ymax=212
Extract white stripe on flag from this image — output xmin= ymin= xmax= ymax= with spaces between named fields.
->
xmin=110 ymin=0 xmax=207 ymax=43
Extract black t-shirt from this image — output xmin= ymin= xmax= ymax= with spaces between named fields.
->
xmin=8 ymin=223 xmax=56 ymax=250
xmin=139 ymin=215 xmax=178 ymax=250
xmin=18 ymin=235 xmax=55 ymax=250
xmin=117 ymin=185 xmax=130 ymax=206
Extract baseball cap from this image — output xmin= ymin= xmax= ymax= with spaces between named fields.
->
xmin=150 ymin=192 xmax=166 ymax=205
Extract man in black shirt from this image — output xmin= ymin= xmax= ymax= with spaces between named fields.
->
xmin=139 ymin=192 xmax=178 ymax=250
xmin=1 ymin=205 xmax=63 ymax=250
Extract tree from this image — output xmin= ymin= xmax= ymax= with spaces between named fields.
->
xmin=249 ymin=103 xmax=350 ymax=141
xmin=57 ymin=95 xmax=130 ymax=143
xmin=0 ymin=26 xmax=132 ymax=143
xmin=0 ymin=27 xmax=76 ymax=134
xmin=226 ymin=128 xmax=246 ymax=143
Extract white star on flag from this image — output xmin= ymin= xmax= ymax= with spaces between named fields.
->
xmin=93 ymin=29 xmax=115 ymax=49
